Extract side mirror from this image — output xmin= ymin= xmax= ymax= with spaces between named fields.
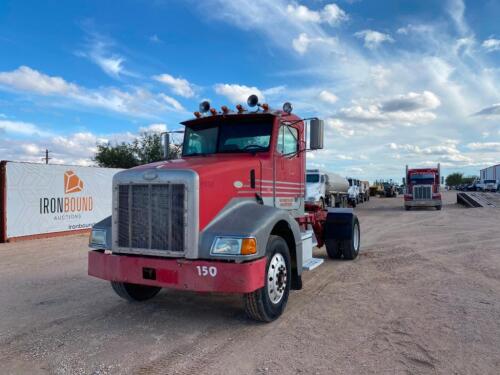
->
xmin=309 ymin=119 xmax=324 ymax=150
xmin=161 ymin=132 xmax=170 ymax=160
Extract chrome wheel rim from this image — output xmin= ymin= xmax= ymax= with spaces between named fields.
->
xmin=267 ymin=253 xmax=287 ymax=304
xmin=353 ymin=223 xmax=360 ymax=252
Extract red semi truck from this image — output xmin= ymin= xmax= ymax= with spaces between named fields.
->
xmin=88 ymin=95 xmax=361 ymax=322
xmin=404 ymin=164 xmax=442 ymax=211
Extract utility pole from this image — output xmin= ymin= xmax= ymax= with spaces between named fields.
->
xmin=42 ymin=149 xmax=51 ymax=164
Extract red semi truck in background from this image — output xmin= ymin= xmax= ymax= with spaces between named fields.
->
xmin=88 ymin=95 xmax=361 ymax=322
xmin=404 ymin=164 xmax=442 ymax=211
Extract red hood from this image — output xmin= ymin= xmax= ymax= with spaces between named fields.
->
xmin=134 ymin=154 xmax=263 ymax=230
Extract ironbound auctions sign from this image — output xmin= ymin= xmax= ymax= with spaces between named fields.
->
xmin=4 ymin=162 xmax=122 ymax=239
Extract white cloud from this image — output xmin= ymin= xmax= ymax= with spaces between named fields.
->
xmin=286 ymin=3 xmax=347 ymax=26
xmin=354 ymin=30 xmax=394 ymax=49
xmin=318 ymin=90 xmax=338 ymax=104
xmin=482 ymin=38 xmax=500 ymax=52
xmin=0 ymin=119 xmax=51 ymax=137
xmin=214 ymin=83 xmax=264 ymax=104
xmin=322 ymin=4 xmax=348 ymax=26
xmin=286 ymin=4 xmax=321 ymax=23
xmin=466 ymin=142 xmax=500 ymax=151
xmin=338 ymin=91 xmax=441 ymax=125
xmin=292 ymin=33 xmax=339 ymax=54
xmin=0 ymin=66 xmax=186 ymax=117
xmin=139 ymin=123 xmax=168 ymax=133
xmin=149 ymin=34 xmax=163 ymax=43
xmin=0 ymin=66 xmax=78 ymax=95
xmin=153 ymin=73 xmax=195 ymax=98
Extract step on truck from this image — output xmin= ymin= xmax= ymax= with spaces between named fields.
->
xmin=404 ymin=164 xmax=442 ymax=210
xmin=88 ymin=95 xmax=361 ymax=322
xmin=305 ymin=169 xmax=349 ymax=208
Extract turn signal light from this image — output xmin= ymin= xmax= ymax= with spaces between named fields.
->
xmin=241 ymin=238 xmax=257 ymax=255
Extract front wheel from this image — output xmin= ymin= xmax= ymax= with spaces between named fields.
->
xmin=436 ymin=205 xmax=442 ymax=211
xmin=244 ymin=236 xmax=291 ymax=322
xmin=111 ymin=282 xmax=161 ymax=302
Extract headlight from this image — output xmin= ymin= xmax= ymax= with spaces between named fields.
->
xmin=210 ymin=237 xmax=257 ymax=256
xmin=89 ymin=228 xmax=107 ymax=248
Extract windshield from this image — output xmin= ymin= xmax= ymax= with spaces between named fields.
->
xmin=307 ymin=174 xmax=319 ymax=183
xmin=410 ymin=173 xmax=435 ymax=185
xmin=182 ymin=118 xmax=273 ymax=156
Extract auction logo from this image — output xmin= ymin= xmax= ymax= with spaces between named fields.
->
xmin=39 ymin=170 xmax=93 ymax=215
xmin=64 ymin=170 xmax=84 ymax=194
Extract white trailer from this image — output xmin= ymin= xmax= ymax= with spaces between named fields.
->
xmin=306 ymin=169 xmax=349 ymax=208
xmin=479 ymin=164 xmax=500 ymax=192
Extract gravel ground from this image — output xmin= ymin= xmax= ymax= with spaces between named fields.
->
xmin=0 ymin=191 xmax=499 ymax=375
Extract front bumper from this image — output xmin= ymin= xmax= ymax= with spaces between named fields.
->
xmin=88 ymin=250 xmax=266 ymax=293
xmin=404 ymin=199 xmax=441 ymax=207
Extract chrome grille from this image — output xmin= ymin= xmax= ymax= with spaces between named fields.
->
xmin=117 ymin=184 xmax=186 ymax=252
xmin=413 ymin=185 xmax=431 ymax=200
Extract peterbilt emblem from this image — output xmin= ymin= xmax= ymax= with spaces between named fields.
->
xmin=143 ymin=170 xmax=158 ymax=180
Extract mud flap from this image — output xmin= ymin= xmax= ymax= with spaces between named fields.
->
xmin=324 ymin=208 xmax=356 ymax=241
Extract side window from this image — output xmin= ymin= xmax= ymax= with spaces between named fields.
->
xmin=276 ymin=125 xmax=298 ymax=155
xmin=320 ymin=175 xmax=325 ymax=183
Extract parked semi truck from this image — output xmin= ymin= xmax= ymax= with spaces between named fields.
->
xmin=306 ymin=169 xmax=349 ymax=208
xmin=404 ymin=164 xmax=442 ymax=210
xmin=347 ymin=178 xmax=361 ymax=207
xmin=88 ymin=95 xmax=361 ymax=322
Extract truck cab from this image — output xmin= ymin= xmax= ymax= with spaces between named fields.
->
xmin=347 ymin=178 xmax=360 ymax=207
xmin=404 ymin=164 xmax=442 ymax=210
xmin=480 ymin=179 xmax=498 ymax=192
xmin=88 ymin=96 xmax=361 ymax=322
xmin=306 ymin=170 xmax=327 ymax=208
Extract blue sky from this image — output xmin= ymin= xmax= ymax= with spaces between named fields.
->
xmin=0 ymin=0 xmax=499 ymax=182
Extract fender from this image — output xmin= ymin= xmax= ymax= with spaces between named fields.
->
xmin=199 ymin=199 xmax=303 ymax=265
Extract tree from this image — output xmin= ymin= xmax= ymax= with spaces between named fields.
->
xmin=94 ymin=142 xmax=139 ymax=169
xmin=445 ymin=172 xmax=463 ymax=187
xmin=94 ymin=133 xmax=181 ymax=169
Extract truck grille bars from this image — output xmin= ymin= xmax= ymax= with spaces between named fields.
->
xmin=413 ymin=185 xmax=432 ymax=200
xmin=117 ymin=184 xmax=186 ymax=253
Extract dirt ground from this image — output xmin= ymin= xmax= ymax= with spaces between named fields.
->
xmin=1 ymin=192 xmax=499 ymax=375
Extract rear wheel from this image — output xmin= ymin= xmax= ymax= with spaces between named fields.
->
xmin=244 ymin=236 xmax=291 ymax=322
xmin=110 ymin=282 xmax=161 ymax=302
xmin=436 ymin=205 xmax=442 ymax=210
xmin=341 ymin=217 xmax=361 ymax=260
xmin=325 ymin=239 xmax=343 ymax=259
xmin=405 ymin=206 xmax=411 ymax=211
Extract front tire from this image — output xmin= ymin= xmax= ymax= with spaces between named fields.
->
xmin=436 ymin=205 xmax=442 ymax=210
xmin=110 ymin=282 xmax=161 ymax=302
xmin=244 ymin=236 xmax=291 ymax=322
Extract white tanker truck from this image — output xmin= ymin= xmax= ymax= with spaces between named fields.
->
xmin=306 ymin=169 xmax=349 ymax=208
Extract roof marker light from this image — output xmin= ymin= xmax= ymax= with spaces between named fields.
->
xmin=221 ymin=105 xmax=230 ymax=114
xmin=236 ymin=104 xmax=245 ymax=113
xmin=209 ymin=108 xmax=217 ymax=116
xmin=262 ymin=103 xmax=269 ymax=112
xmin=194 ymin=111 xmax=201 ymax=118
xmin=199 ymin=100 xmax=210 ymax=113
xmin=283 ymin=102 xmax=293 ymax=114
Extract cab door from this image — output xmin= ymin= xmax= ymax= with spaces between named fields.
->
xmin=274 ymin=123 xmax=302 ymax=211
